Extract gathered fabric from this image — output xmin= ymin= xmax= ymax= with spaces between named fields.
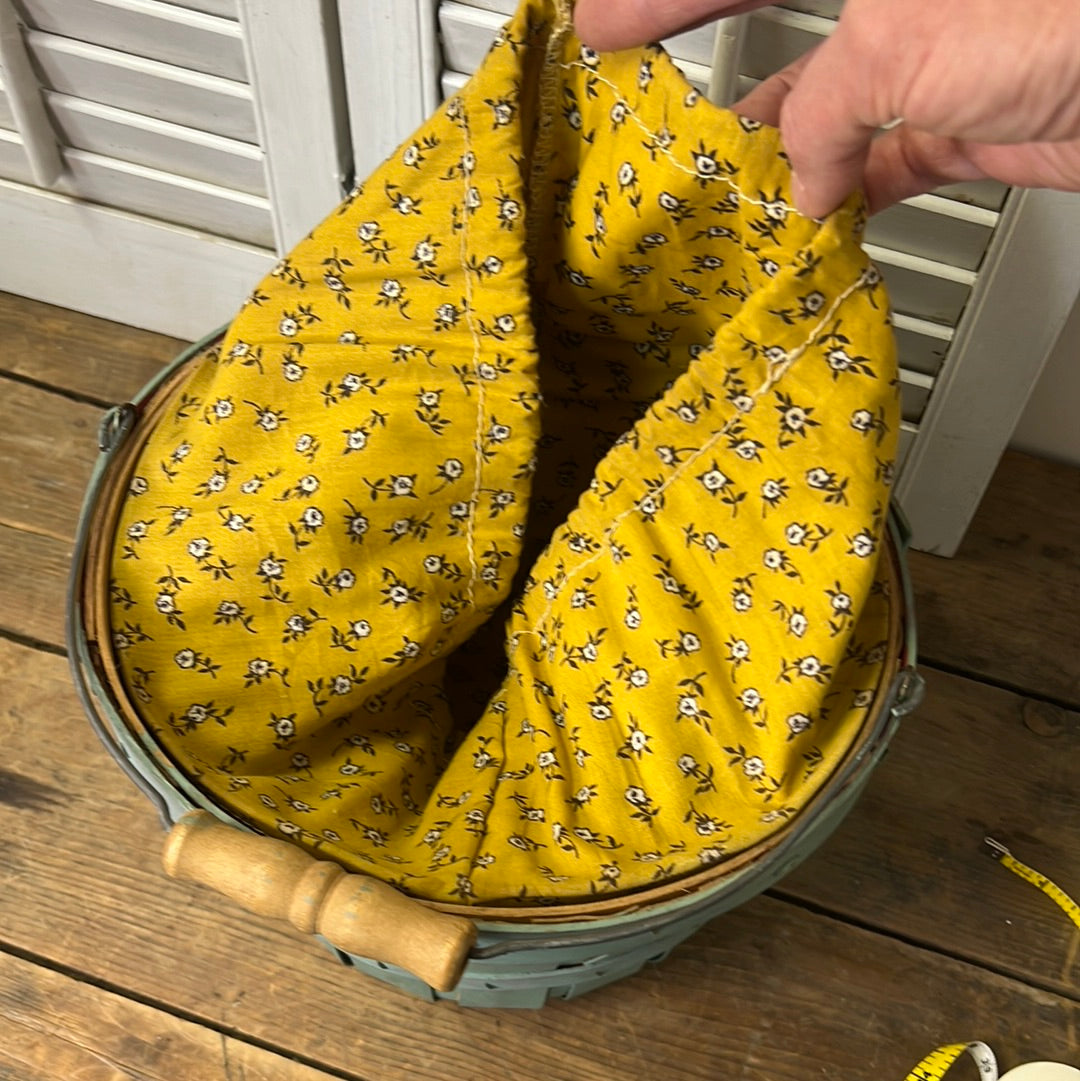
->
xmin=107 ymin=0 xmax=899 ymax=906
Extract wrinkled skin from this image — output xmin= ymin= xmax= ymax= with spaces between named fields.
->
xmin=575 ymin=0 xmax=1080 ymax=216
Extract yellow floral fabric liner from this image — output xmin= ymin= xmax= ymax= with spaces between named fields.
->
xmin=108 ymin=0 xmax=899 ymax=906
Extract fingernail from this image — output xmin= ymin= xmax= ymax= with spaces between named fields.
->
xmin=791 ymin=172 xmax=819 ymax=218
xmin=791 ymin=172 xmax=810 ymax=215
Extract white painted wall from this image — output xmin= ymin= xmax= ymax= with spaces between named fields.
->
xmin=1011 ymin=293 xmax=1080 ymax=467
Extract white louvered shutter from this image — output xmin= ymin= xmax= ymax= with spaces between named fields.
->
xmin=342 ymin=0 xmax=1080 ymax=554
xmin=0 ymin=0 xmax=349 ymax=338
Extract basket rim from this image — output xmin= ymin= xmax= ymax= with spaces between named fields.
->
xmin=69 ymin=334 xmax=916 ymax=927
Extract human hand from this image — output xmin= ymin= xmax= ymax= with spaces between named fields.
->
xmin=574 ymin=0 xmax=1080 ymax=217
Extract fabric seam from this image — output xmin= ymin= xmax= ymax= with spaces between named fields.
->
xmin=457 ymin=99 xmax=485 ymax=606
xmin=505 ymin=63 xmax=874 ymax=655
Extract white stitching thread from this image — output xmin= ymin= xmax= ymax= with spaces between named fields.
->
xmin=457 ymin=100 xmax=485 ymax=607
xmin=508 ymin=60 xmax=871 ymax=653
xmin=559 ymin=58 xmax=856 ymax=223
xmin=513 ymin=271 xmax=867 ymax=652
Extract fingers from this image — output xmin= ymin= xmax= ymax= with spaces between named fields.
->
xmin=573 ymin=0 xmax=887 ymax=217
xmin=576 ymin=0 xmax=1080 ymax=217
xmin=730 ymin=37 xmax=879 ymax=217
xmin=861 ymin=128 xmax=986 ymax=213
xmin=731 ymin=50 xmax=815 ymax=127
xmin=863 ymin=128 xmax=1080 ymax=212
xmin=774 ymin=27 xmax=886 ymax=218
xmin=574 ymin=0 xmax=772 ymax=52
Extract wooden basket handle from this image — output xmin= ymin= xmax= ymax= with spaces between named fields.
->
xmin=163 ymin=811 xmax=477 ymax=993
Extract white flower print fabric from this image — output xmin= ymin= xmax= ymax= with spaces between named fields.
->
xmin=106 ymin=0 xmax=900 ymax=906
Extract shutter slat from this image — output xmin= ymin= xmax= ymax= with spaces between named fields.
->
xmin=438 ymin=2 xmax=507 ymax=73
xmin=893 ymin=312 xmax=953 ymax=343
xmin=873 ymin=262 xmax=972 ymax=327
xmin=899 ymin=380 xmax=934 ymax=421
xmin=438 ymin=0 xmax=513 ymax=13
xmin=436 ymin=1 xmax=1011 ymax=427
xmin=894 ymin=326 xmax=949 ymax=381
xmin=867 ymin=202 xmax=994 ymax=272
xmin=0 ymin=175 xmax=273 ymax=337
xmin=897 ymin=421 xmax=916 ymax=467
xmin=40 ymin=90 xmax=265 ymax=194
xmin=866 ymin=245 xmax=977 ymax=287
xmin=934 ymin=178 xmax=1008 ymax=211
xmin=664 ymin=9 xmax=826 ymax=75
xmin=893 ymin=313 xmax=953 ymax=379
xmin=26 ymin=30 xmax=256 ymax=142
xmin=14 ymin=0 xmax=247 ymax=81
xmin=161 ymin=0 xmax=237 ymax=17
xmin=899 ymin=367 xmax=934 ymax=391
xmin=777 ymin=0 xmax=843 ymax=16
xmin=441 ymin=69 xmax=467 ymax=97
xmin=0 ymin=126 xmax=272 ymax=244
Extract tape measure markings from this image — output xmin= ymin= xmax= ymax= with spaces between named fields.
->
xmin=903 ymin=840 xmax=1080 ymax=1080
xmin=984 ymin=838 xmax=1080 ymax=933
xmin=905 ymin=1041 xmax=999 ymax=1081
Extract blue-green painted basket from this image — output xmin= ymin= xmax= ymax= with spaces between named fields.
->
xmin=68 ymin=331 xmax=923 ymax=1008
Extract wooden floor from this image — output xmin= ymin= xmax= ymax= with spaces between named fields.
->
xmin=1 ymin=289 xmax=1078 ymax=1080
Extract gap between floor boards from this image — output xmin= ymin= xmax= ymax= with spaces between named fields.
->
xmin=0 ymin=939 xmax=370 ymax=1081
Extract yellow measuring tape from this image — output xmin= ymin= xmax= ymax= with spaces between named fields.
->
xmin=901 ymin=839 xmax=1080 ymax=1081
xmin=984 ymin=838 xmax=1080 ymax=933
xmin=905 ymin=1042 xmax=998 ymax=1081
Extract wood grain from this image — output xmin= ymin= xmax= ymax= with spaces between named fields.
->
xmin=0 ymin=522 xmax=70 ymax=645
xmin=1 ymin=636 xmax=1078 ymax=1081
xmin=0 ymin=950 xmax=344 ymax=1081
xmin=910 ymin=450 xmax=1080 ymax=707
xmin=0 ymin=379 xmax=100 ymax=542
xmin=4 ymin=296 xmax=1079 ymax=705
xmin=162 ymin=811 xmax=479 ymax=992
xmin=780 ymin=666 xmax=1080 ymax=999
xmin=0 ymin=290 xmax=185 ymax=402
xmin=2 ymin=291 xmax=1080 ymax=1081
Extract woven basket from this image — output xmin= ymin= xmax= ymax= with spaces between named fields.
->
xmin=69 ymin=330 xmax=923 ymax=1007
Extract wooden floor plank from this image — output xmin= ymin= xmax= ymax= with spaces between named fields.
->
xmin=0 ymin=380 xmax=98 ymax=543
xmin=3 ymin=291 xmax=1080 ymax=1081
xmin=1 ymin=637 xmax=1078 ymax=1081
xmin=780 ymin=666 xmax=1080 ymax=999
xmin=0 ymin=950 xmax=347 ymax=1081
xmin=0 ymin=523 xmax=71 ymax=646
xmin=5 ymin=291 xmax=1079 ymax=707
xmin=0 ymin=290 xmax=185 ymax=404
xmin=11 ymin=559 xmax=1078 ymax=1000
xmin=910 ymin=450 xmax=1080 ymax=708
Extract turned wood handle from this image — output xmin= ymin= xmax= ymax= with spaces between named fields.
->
xmin=163 ymin=811 xmax=477 ymax=993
